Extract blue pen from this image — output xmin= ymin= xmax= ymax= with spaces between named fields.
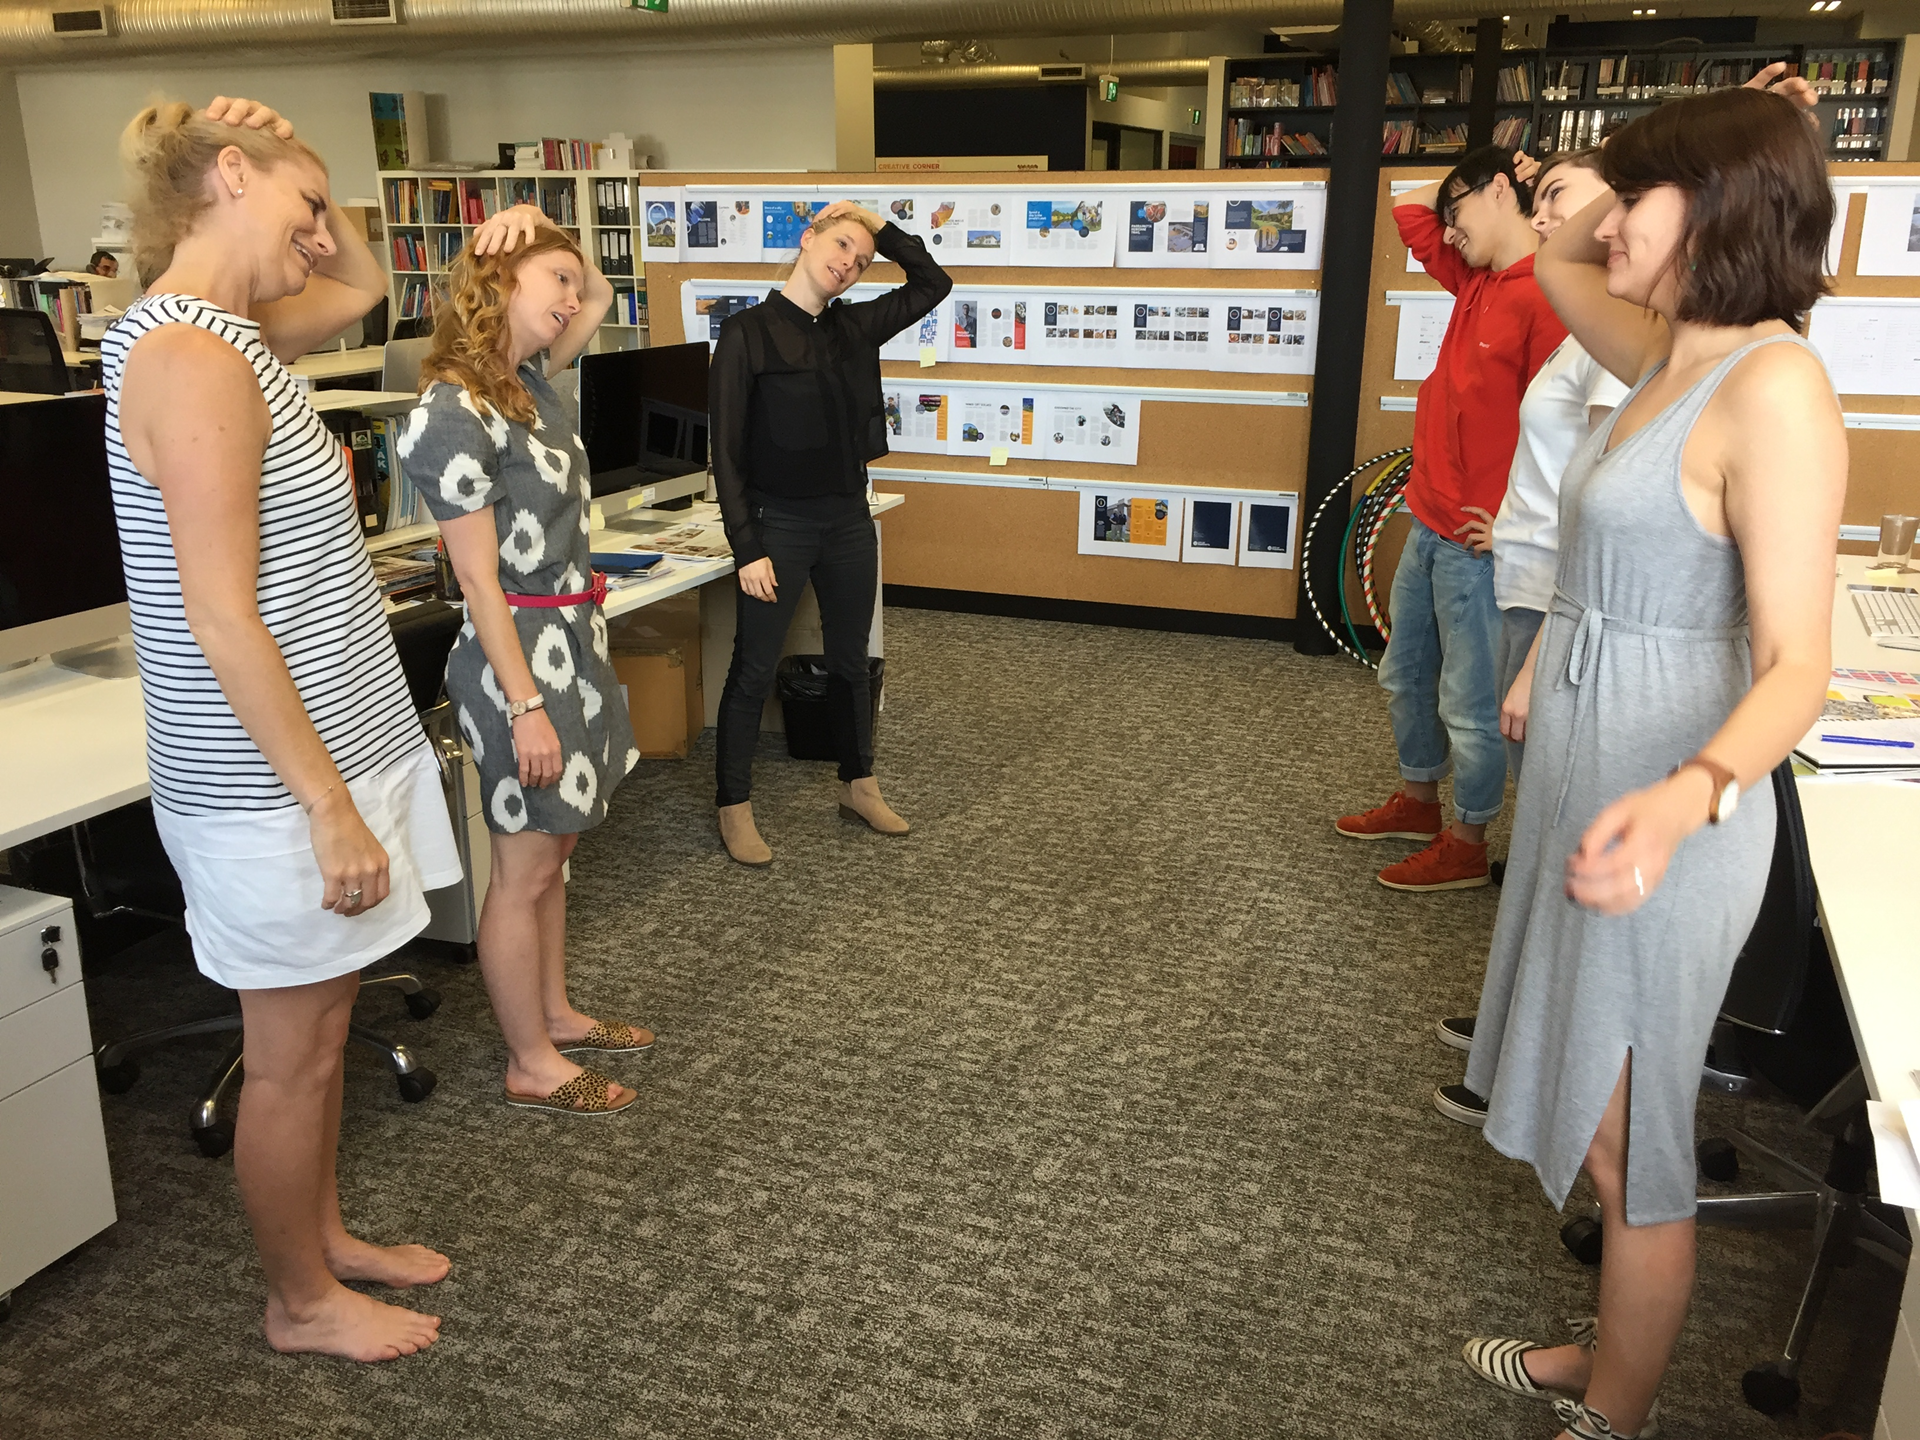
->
xmin=1820 ymin=732 xmax=1917 ymax=748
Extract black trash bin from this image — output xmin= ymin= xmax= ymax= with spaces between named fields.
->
xmin=776 ymin=655 xmax=885 ymax=761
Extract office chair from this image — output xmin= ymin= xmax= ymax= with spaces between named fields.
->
xmin=1557 ymin=764 xmax=1910 ymax=1415
xmin=87 ymin=603 xmax=467 ymax=1157
xmin=0 ymin=307 xmax=71 ymax=394
xmin=382 ymin=336 xmax=432 ymax=392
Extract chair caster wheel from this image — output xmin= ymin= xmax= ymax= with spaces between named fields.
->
xmin=96 ymin=1059 xmax=140 ymax=1094
xmin=193 ymin=1122 xmax=234 ymax=1159
xmin=404 ymin=988 xmax=442 ymax=1020
xmin=1697 ymin=1136 xmax=1740 ymax=1183
xmin=397 ymin=1069 xmax=437 ymax=1103
xmin=1742 ymin=1361 xmax=1800 ymax=1414
xmin=448 ymin=943 xmax=477 ymax=965
xmin=1489 ymin=859 xmax=1506 ymax=886
xmin=1561 ymin=1215 xmax=1604 ymax=1266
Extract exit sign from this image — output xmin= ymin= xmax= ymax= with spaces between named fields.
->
xmin=629 ymin=0 xmax=666 ymax=10
xmin=1190 ymin=107 xmax=1203 ymax=125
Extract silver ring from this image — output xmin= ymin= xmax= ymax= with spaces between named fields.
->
xmin=1632 ymin=867 xmax=1645 ymax=897
xmin=344 ymin=889 xmax=363 ymax=905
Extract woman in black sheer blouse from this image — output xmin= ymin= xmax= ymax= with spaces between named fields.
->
xmin=708 ymin=201 xmax=952 ymax=865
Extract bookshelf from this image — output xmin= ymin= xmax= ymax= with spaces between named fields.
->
xmin=374 ymin=168 xmax=650 ymax=349
xmin=1220 ymin=39 xmax=1900 ymax=169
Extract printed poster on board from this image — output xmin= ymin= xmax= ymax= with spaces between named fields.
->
xmin=1076 ymin=487 xmax=1181 ymax=561
xmin=950 ymin=295 xmax=1034 ymax=360
xmin=1034 ymin=293 xmax=1124 ymax=364
xmin=1045 ymin=393 xmax=1140 ymax=466
xmin=681 ymin=192 xmax=764 ymax=264
xmin=949 ymin=390 xmax=1045 ymax=461
xmin=906 ymin=192 xmax=1011 ymax=264
xmin=679 ymin=280 xmax=768 ymax=349
xmin=881 ymin=385 xmax=950 ymax=455
xmin=1213 ymin=295 xmax=1318 ymax=375
xmin=637 ymin=189 xmax=681 ymax=261
xmin=1126 ymin=294 xmax=1218 ymax=365
xmin=1118 ymin=195 xmax=1213 ymax=270
xmin=762 ymin=197 xmax=824 ymax=256
xmin=1015 ymin=196 xmax=1118 ymax=267
xmin=1211 ymin=187 xmax=1325 ymax=271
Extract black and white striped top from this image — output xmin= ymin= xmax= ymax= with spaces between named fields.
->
xmin=102 ymin=294 xmax=421 ymax=814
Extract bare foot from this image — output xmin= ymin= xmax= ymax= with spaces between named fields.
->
xmin=549 ymin=1014 xmax=654 ymax=1050
xmin=1522 ymin=1342 xmax=1593 ymax=1394
xmin=324 ymin=1232 xmax=451 ymax=1288
xmin=264 ymin=1282 xmax=441 ymax=1362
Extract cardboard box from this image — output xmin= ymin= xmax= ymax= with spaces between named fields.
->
xmin=612 ymin=646 xmax=701 ymax=759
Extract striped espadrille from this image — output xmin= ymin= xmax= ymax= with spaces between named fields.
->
xmin=1553 ymin=1397 xmax=1662 ymax=1439
xmin=1460 ymin=1335 xmax=1560 ymax=1399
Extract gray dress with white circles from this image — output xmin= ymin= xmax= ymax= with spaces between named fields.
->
xmin=403 ymin=366 xmax=638 ymax=834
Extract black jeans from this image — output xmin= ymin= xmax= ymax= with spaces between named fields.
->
xmin=714 ymin=492 xmax=877 ymax=806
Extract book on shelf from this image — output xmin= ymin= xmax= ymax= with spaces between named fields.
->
xmin=539 ymin=138 xmax=603 ymax=171
xmin=426 ymin=178 xmax=456 ymax=224
xmin=1419 ymin=123 xmax=1469 ymax=155
xmin=369 ymin=91 xmax=428 ymax=171
xmin=395 ymin=276 xmax=433 ymax=322
xmin=1497 ymin=64 xmax=1533 ymax=102
xmin=384 ymin=177 xmax=421 ymax=225
xmin=1309 ymin=65 xmax=1338 ymax=106
xmin=593 ymin=179 xmax=632 ymax=227
xmin=1384 ymin=72 xmax=1420 ymax=105
xmin=1490 ymin=116 xmax=1532 ymax=151
xmin=390 ymin=231 xmax=428 ymax=271
xmin=1228 ymin=76 xmax=1301 ymax=108
xmin=1382 ymin=119 xmax=1417 ymax=155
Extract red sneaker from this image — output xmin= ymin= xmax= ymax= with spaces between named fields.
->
xmin=1335 ymin=791 xmax=1443 ymax=842
xmin=1377 ymin=831 xmax=1490 ymax=892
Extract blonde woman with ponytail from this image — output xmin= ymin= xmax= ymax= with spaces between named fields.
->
xmin=104 ymin=97 xmax=460 ymax=1361
xmin=404 ymin=204 xmax=651 ymax=1117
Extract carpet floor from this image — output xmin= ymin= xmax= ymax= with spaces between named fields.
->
xmin=0 ymin=607 xmax=1900 ymax=1440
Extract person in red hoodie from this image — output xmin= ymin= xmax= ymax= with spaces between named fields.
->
xmin=1338 ymin=147 xmax=1567 ymax=892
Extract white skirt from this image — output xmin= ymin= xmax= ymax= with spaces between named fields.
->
xmin=152 ymin=744 xmax=464 ymax=991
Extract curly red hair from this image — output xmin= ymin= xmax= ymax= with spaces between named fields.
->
xmin=420 ymin=227 xmax=583 ymax=424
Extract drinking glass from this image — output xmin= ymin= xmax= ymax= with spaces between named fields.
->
xmin=1877 ymin=514 xmax=1919 ymax=571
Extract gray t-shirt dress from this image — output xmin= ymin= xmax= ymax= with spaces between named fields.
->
xmin=402 ymin=364 xmax=639 ymax=834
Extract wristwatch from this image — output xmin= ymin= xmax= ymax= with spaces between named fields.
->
xmin=507 ymin=693 xmax=546 ymax=720
xmin=1676 ymin=756 xmax=1740 ymax=824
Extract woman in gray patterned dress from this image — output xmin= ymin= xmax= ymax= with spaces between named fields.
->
xmin=404 ymin=204 xmax=649 ymax=1117
xmin=1453 ymin=88 xmax=1844 ymax=1440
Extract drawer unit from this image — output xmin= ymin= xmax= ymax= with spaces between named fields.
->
xmin=0 ymin=885 xmax=116 ymax=1306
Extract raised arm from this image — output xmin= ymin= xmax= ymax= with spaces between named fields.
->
xmin=191 ymin=98 xmax=385 ymax=363
xmin=839 ymin=217 xmax=954 ymax=347
xmin=1535 ymin=191 xmax=1671 ymax=387
xmin=1393 ymin=183 xmax=1472 ymax=296
xmin=118 ymin=324 xmax=390 ymax=914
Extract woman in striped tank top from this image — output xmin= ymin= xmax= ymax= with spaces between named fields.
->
xmin=106 ymin=97 xmax=457 ymax=1363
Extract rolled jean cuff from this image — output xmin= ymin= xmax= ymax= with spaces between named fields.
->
xmin=1398 ymin=760 xmax=1452 ymax=784
xmin=1456 ymin=799 xmax=1504 ymax=826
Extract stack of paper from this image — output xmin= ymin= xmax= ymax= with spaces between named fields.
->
xmin=1867 ymin=1092 xmax=1920 ymax=1208
xmin=1792 ymin=668 xmax=1920 ymax=775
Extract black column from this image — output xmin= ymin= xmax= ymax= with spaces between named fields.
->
xmin=1294 ymin=0 xmax=1392 ymax=656
xmin=1467 ymin=17 xmax=1504 ymax=150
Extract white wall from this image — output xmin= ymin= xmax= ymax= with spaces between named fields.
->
xmin=16 ymin=47 xmax=836 ymax=266
xmin=0 ymin=72 xmax=42 ymax=257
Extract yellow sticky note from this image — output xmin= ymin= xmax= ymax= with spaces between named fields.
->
xmin=919 ymin=346 xmax=937 ymax=368
xmin=989 ymin=446 xmax=1009 ymax=467
xmin=1871 ymin=694 xmax=1916 ymax=709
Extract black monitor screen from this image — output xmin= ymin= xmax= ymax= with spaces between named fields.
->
xmin=577 ymin=346 xmax=645 ymax=483
xmin=0 ymin=393 xmax=125 ymax=630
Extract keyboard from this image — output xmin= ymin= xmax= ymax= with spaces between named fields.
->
xmin=1851 ymin=584 xmax=1920 ymax=650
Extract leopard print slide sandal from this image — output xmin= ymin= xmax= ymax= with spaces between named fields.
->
xmin=558 ymin=1019 xmax=655 ymax=1055
xmin=505 ymin=1068 xmax=637 ymax=1116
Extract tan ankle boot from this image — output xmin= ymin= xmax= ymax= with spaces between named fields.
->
xmin=839 ymin=777 xmax=908 ymax=835
xmin=717 ymin=801 xmax=772 ymax=866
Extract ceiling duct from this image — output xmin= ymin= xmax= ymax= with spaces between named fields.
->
xmin=0 ymin=0 xmax=1581 ymax=66
xmin=49 ymin=5 xmax=109 ymax=36
xmin=876 ymin=57 xmax=1209 ymax=89
xmin=1403 ymin=20 xmax=1471 ymax=52
xmin=330 ymin=0 xmax=397 ymax=24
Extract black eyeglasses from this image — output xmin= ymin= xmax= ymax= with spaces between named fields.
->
xmin=1439 ymin=180 xmax=1491 ymax=228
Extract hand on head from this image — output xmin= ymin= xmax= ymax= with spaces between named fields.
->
xmin=204 ymin=95 xmax=295 ymax=140
xmin=814 ymin=200 xmax=884 ymax=235
xmin=1745 ymin=61 xmax=1822 ymax=126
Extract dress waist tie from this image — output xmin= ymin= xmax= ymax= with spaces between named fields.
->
xmin=1545 ymin=587 xmax=1747 ymax=828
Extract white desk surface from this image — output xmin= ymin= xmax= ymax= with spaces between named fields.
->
xmin=0 ymin=494 xmax=906 ymax=850
xmin=1802 ymin=555 xmax=1920 ymax=1108
xmin=307 ymin=388 xmax=416 ymax=417
xmin=290 ymin=347 xmax=386 ymax=381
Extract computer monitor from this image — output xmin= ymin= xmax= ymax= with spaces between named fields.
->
xmin=0 ymin=393 xmax=130 ymax=668
xmin=578 ymin=342 xmax=709 ymax=500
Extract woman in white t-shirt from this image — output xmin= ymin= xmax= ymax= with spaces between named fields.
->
xmin=1434 ymin=149 xmax=1630 ymax=1115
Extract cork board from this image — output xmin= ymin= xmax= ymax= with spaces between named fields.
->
xmin=1354 ymin=162 xmax=1920 ymax=612
xmin=641 ymin=168 xmax=1326 ymax=619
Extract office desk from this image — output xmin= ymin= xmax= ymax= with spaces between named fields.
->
xmin=0 ymin=494 xmax=907 ymax=852
xmin=289 ymin=346 xmax=385 ymax=383
xmin=307 ymin=388 xmax=415 ymax=417
xmin=1800 ymin=556 xmax=1920 ymax=1438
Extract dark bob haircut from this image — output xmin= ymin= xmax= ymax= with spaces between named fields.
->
xmin=1438 ymin=146 xmax=1534 ymax=227
xmin=1601 ymin=86 xmax=1831 ymax=329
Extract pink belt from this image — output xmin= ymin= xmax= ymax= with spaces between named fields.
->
xmin=502 ymin=571 xmax=608 ymax=609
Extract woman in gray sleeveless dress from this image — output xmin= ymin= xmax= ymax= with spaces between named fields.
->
xmin=1453 ymin=86 xmax=1845 ymax=1440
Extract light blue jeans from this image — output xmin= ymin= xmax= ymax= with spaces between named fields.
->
xmin=1377 ymin=516 xmax=1506 ymax=826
